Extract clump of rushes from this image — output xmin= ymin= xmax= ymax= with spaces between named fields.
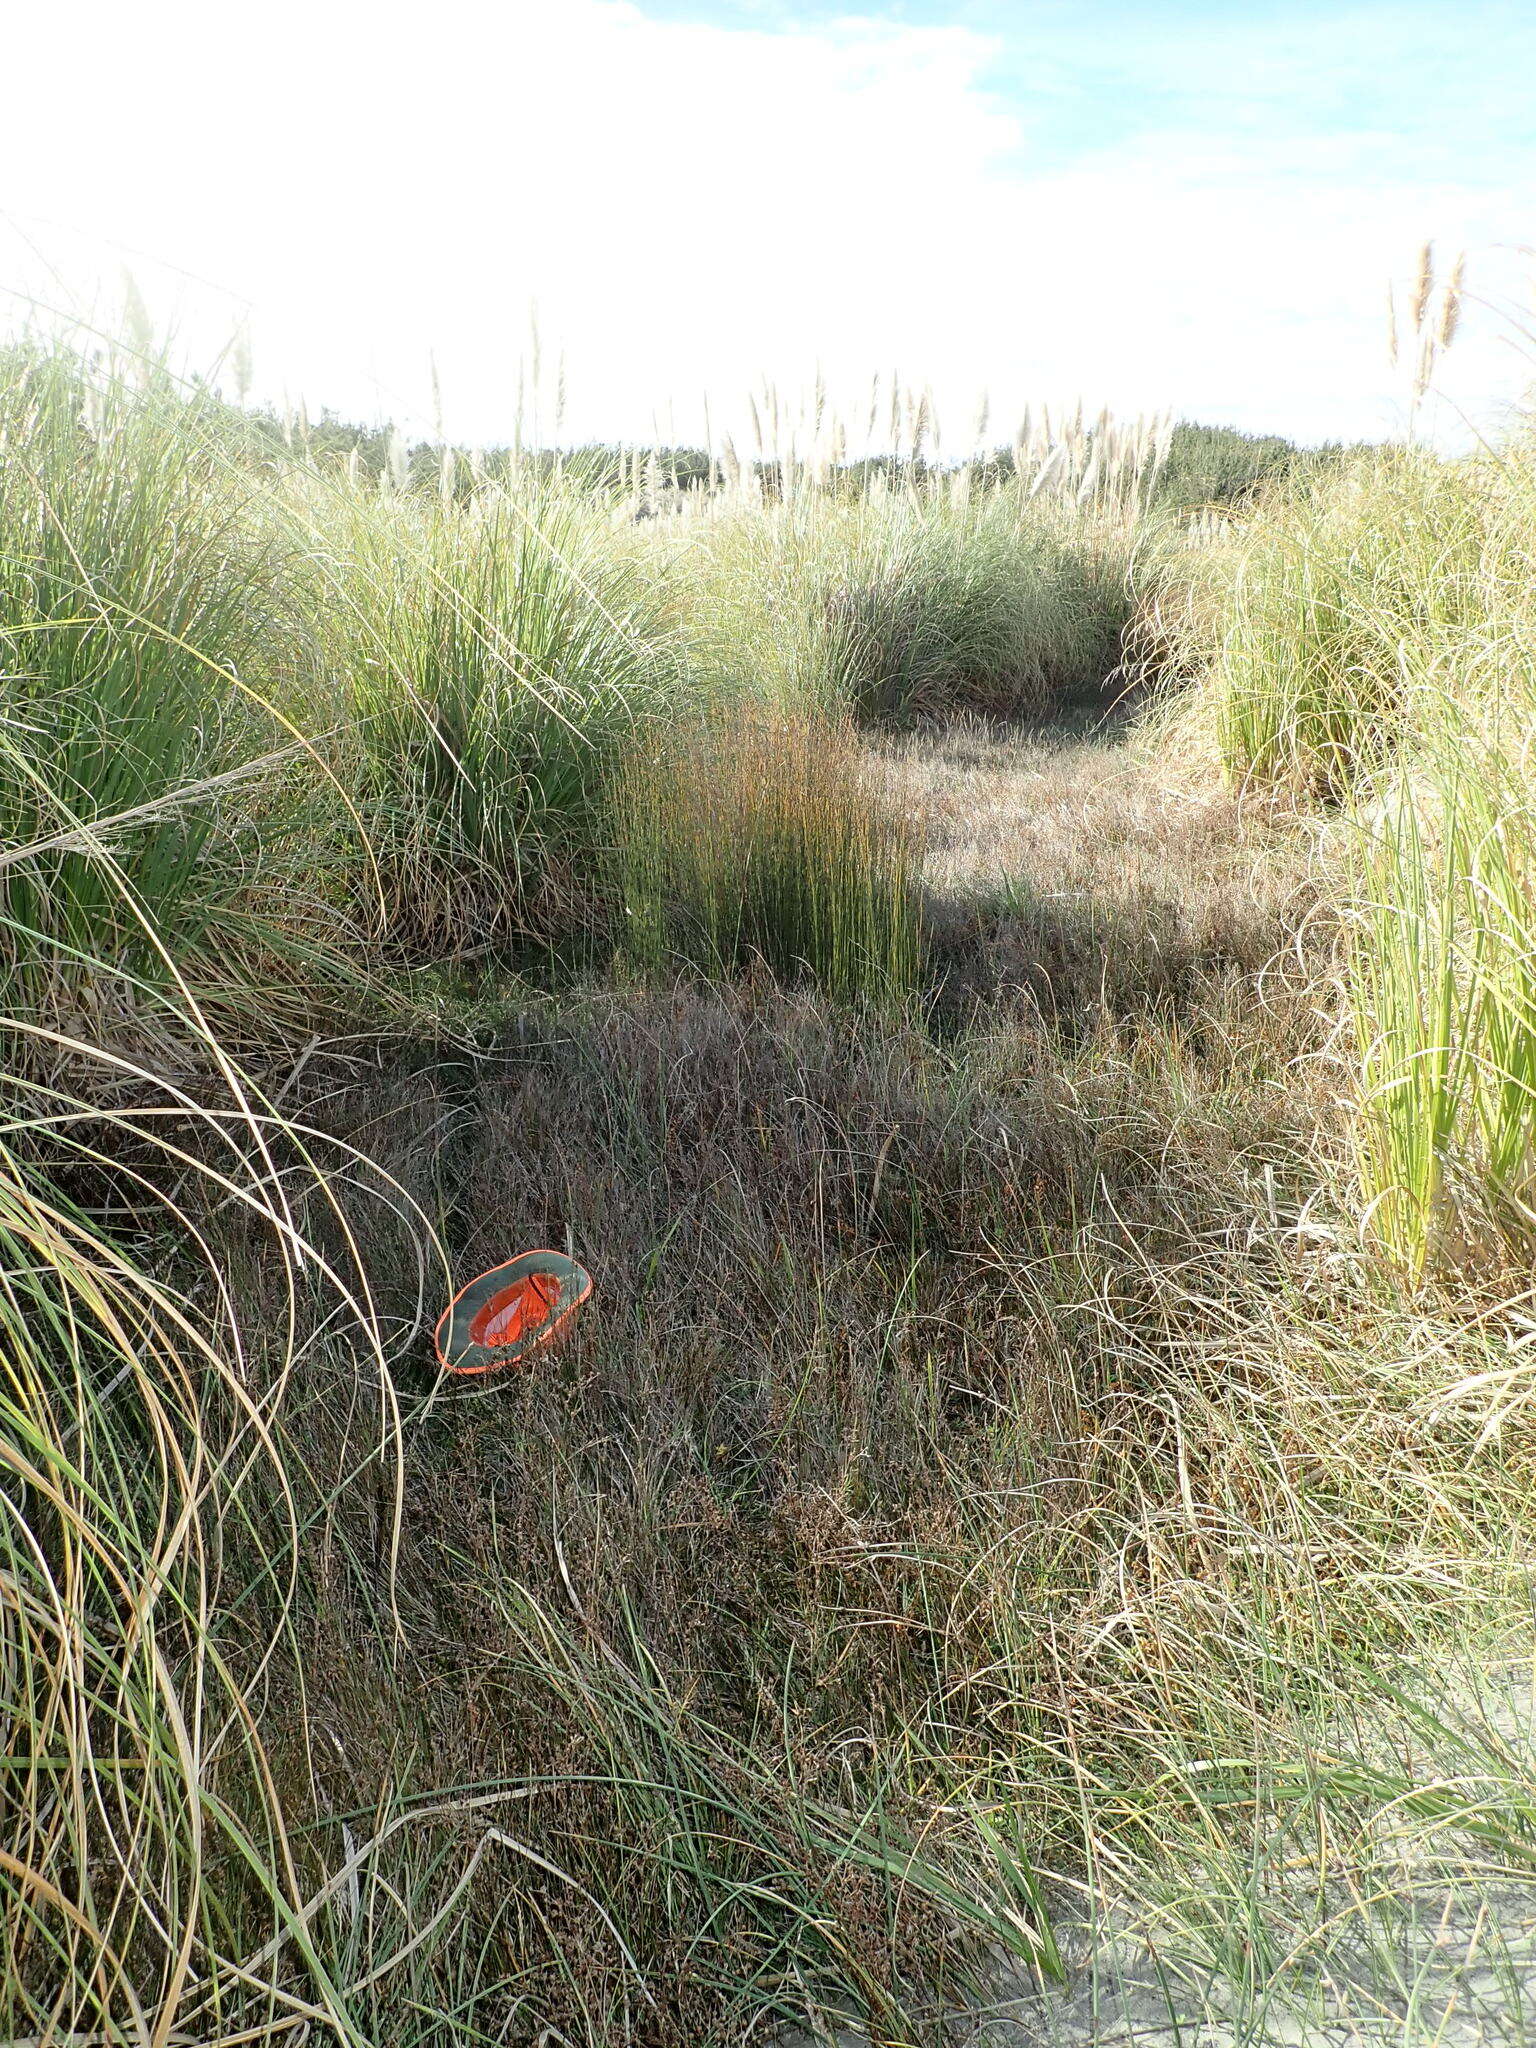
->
xmin=306 ymin=480 xmax=686 ymax=960
xmin=615 ymin=707 xmax=921 ymax=999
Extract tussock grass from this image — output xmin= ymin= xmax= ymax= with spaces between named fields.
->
xmin=0 ymin=345 xmax=301 ymax=1021
xmin=684 ymin=492 xmax=1130 ymax=724
xmin=616 ymin=708 xmax=920 ymax=999
xmin=1179 ymin=451 xmax=1488 ymax=797
xmin=1351 ymin=722 xmax=1536 ymax=1278
xmin=1171 ymin=428 xmax=1536 ymax=1277
xmin=299 ymin=479 xmax=689 ymax=957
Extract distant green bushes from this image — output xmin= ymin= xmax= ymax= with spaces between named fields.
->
xmin=1153 ymin=420 xmax=1350 ymax=511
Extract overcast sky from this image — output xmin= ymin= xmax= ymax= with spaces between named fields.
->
xmin=0 ymin=0 xmax=1530 ymax=450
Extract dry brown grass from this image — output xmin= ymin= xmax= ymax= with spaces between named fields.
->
xmin=219 ymin=913 xmax=1518 ymax=2042
xmin=876 ymin=704 xmax=1332 ymax=1039
xmin=183 ymin=704 xmax=1394 ymax=2043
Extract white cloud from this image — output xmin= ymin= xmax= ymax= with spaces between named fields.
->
xmin=0 ymin=0 xmax=1527 ymax=448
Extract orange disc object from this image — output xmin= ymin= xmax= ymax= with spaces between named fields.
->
xmin=435 ymin=1249 xmax=592 ymax=1376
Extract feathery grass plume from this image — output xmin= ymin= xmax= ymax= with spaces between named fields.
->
xmin=1411 ymin=239 xmax=1435 ymax=331
xmin=1439 ymin=251 xmax=1467 ymax=349
xmin=1414 ymin=328 xmax=1436 ymax=404
xmin=231 ymin=319 xmax=254 ymax=404
xmin=1029 ymin=443 xmax=1065 ymax=499
xmin=386 ymin=423 xmax=410 ymax=494
xmin=922 ymin=383 xmax=941 ymax=465
xmin=120 ymin=270 xmax=155 ymax=368
xmin=971 ymin=389 xmax=991 ymax=454
xmin=1386 ymin=280 xmax=1400 ymax=369
xmin=429 ymin=352 xmax=445 ymax=450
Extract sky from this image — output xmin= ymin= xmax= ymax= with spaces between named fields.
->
xmin=0 ymin=0 xmax=1530 ymax=451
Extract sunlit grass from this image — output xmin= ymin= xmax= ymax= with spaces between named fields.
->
xmin=294 ymin=474 xmax=689 ymax=957
xmin=682 ymin=489 xmax=1130 ymax=724
xmin=1183 ymin=431 xmax=1536 ymax=1275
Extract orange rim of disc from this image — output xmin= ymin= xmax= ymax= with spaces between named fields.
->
xmin=434 ymin=1249 xmax=593 ymax=1376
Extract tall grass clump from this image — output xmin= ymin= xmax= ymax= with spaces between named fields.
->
xmin=0 ymin=341 xmax=419 ymax=2038
xmin=0 ymin=343 xmax=302 ymax=1023
xmin=300 ymin=477 xmax=688 ymax=959
xmin=1193 ymin=450 xmax=1488 ymax=795
xmin=1175 ymin=415 xmax=1536 ymax=1276
xmin=616 ymin=709 xmax=920 ymax=998
xmin=1351 ymin=693 xmax=1536 ymax=1275
xmin=687 ymin=489 xmax=1129 ymax=724
xmin=0 ymin=868 xmax=429 ymax=2039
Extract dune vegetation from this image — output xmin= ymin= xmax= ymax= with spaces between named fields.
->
xmin=4 ymin=290 xmax=1536 ymax=2047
